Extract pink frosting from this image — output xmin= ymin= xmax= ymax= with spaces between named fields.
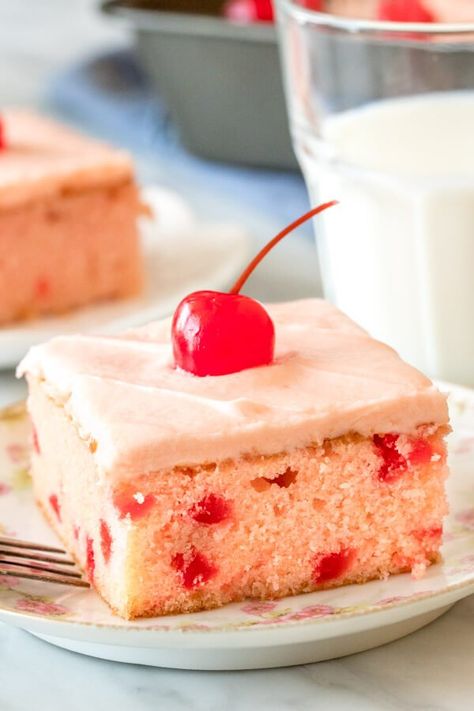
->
xmin=18 ymin=299 xmax=448 ymax=479
xmin=0 ymin=110 xmax=133 ymax=209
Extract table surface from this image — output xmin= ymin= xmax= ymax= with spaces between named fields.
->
xmin=0 ymin=2 xmax=473 ymax=709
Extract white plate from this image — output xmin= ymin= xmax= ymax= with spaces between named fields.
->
xmin=0 ymin=186 xmax=250 ymax=368
xmin=0 ymin=383 xmax=473 ymax=669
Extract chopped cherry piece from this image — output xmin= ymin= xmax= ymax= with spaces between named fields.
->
xmin=100 ymin=520 xmax=112 ymax=563
xmin=408 ymin=438 xmax=433 ymax=466
xmin=378 ymin=0 xmax=435 ymax=22
xmin=313 ymin=548 xmax=355 ymax=584
xmin=190 ymin=494 xmax=232 ymax=524
xmin=113 ymin=489 xmax=155 ymax=520
xmin=0 ymin=118 xmax=5 ymax=150
xmin=171 ymin=548 xmax=217 ymax=589
xmin=373 ymin=433 xmax=408 ymax=482
xmin=48 ymin=494 xmax=61 ymax=521
xmin=86 ymin=536 xmax=95 ymax=581
xmin=35 ymin=277 xmax=51 ymax=299
xmin=414 ymin=526 xmax=443 ymax=543
xmin=32 ymin=426 xmax=40 ymax=455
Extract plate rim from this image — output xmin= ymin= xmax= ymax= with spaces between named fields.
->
xmin=0 ymin=581 xmax=471 ymax=648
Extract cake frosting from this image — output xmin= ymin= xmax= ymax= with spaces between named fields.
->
xmin=0 ymin=110 xmax=133 ymax=210
xmin=18 ymin=299 xmax=448 ymax=479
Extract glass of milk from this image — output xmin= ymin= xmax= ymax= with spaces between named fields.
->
xmin=276 ymin=1 xmax=474 ymax=385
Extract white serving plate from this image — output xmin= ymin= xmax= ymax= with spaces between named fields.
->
xmin=0 ymin=185 xmax=250 ymax=368
xmin=0 ymin=383 xmax=473 ymax=669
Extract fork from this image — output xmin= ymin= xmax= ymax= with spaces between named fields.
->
xmin=0 ymin=536 xmax=90 ymax=588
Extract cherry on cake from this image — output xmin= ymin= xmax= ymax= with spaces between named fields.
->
xmin=18 ymin=296 xmax=449 ymax=619
xmin=0 ymin=110 xmax=142 ymax=324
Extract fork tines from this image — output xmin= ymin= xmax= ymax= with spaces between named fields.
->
xmin=0 ymin=535 xmax=90 ymax=588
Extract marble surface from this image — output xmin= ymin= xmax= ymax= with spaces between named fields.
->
xmin=1 ymin=600 xmax=474 ymax=710
xmin=0 ymin=1 xmax=473 ymax=709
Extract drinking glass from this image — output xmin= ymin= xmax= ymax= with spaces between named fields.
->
xmin=276 ymin=2 xmax=474 ymax=385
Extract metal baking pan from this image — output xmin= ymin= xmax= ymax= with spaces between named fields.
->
xmin=101 ymin=0 xmax=297 ymax=169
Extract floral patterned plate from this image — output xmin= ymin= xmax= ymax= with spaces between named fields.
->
xmin=0 ymin=384 xmax=473 ymax=670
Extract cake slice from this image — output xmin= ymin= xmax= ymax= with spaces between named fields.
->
xmin=17 ymin=299 xmax=449 ymax=619
xmin=0 ymin=110 xmax=142 ymax=324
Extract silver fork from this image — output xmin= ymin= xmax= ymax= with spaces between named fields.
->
xmin=0 ymin=536 xmax=90 ymax=588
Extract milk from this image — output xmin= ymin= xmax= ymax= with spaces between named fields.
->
xmin=298 ymin=92 xmax=474 ymax=385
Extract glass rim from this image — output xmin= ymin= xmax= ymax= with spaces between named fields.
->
xmin=278 ymin=0 xmax=474 ymax=35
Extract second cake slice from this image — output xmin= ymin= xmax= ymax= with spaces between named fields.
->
xmin=0 ymin=110 xmax=143 ymax=324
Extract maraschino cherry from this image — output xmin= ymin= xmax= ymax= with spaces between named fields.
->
xmin=378 ymin=0 xmax=435 ymax=22
xmin=172 ymin=200 xmax=337 ymax=377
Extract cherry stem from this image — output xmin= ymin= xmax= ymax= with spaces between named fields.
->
xmin=229 ymin=200 xmax=338 ymax=295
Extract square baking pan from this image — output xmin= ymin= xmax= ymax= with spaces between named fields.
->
xmin=101 ymin=0 xmax=297 ymax=169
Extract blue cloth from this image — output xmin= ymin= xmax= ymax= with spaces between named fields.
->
xmin=47 ymin=49 xmax=311 ymax=233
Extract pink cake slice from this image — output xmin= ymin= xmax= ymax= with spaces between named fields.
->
xmin=18 ymin=299 xmax=450 ymax=619
xmin=0 ymin=110 xmax=142 ymax=324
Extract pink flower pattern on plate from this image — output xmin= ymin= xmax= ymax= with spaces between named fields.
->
xmin=241 ymin=601 xmax=278 ymax=616
xmin=455 ymin=508 xmax=474 ymax=531
xmin=279 ymin=604 xmax=335 ymax=621
xmin=178 ymin=623 xmax=212 ymax=632
xmin=377 ymin=592 xmax=430 ymax=606
xmin=0 ymin=576 xmax=21 ymax=590
xmin=15 ymin=598 xmax=68 ymax=617
xmin=240 ymin=602 xmax=333 ymax=620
